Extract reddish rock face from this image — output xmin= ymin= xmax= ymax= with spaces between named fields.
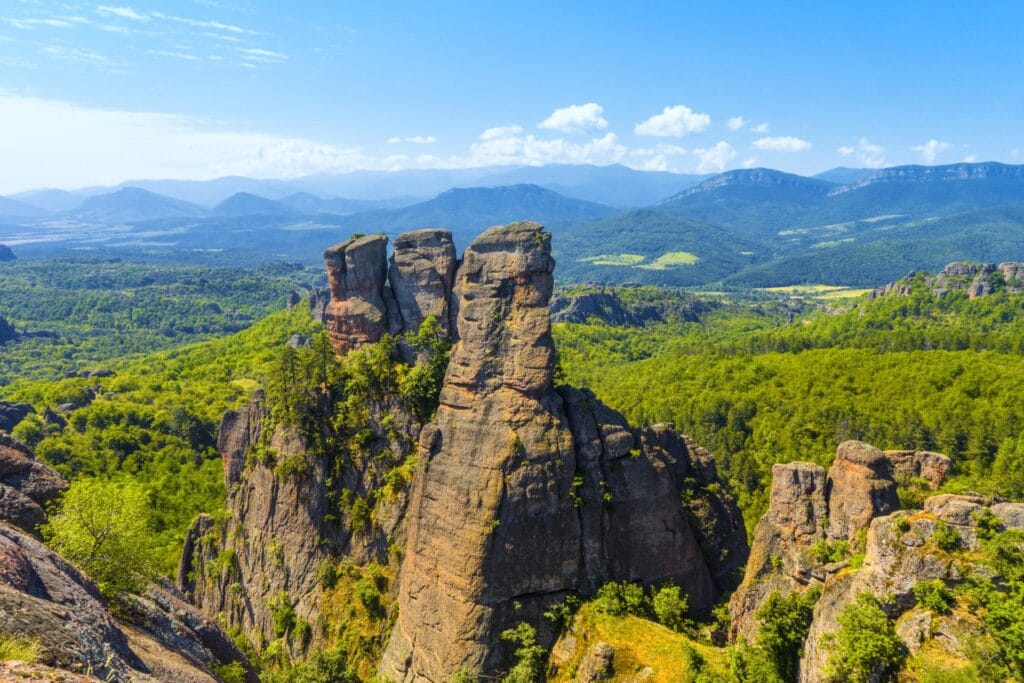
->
xmin=323 ymin=234 xmax=397 ymax=353
xmin=826 ymin=440 xmax=900 ymax=539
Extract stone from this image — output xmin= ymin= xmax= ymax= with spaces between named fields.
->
xmin=883 ymin=450 xmax=951 ymax=490
xmin=381 ymin=223 xmax=736 ymax=680
xmin=728 ymin=462 xmax=827 ymax=640
xmin=576 ymin=642 xmax=615 ymax=682
xmin=0 ymin=434 xmax=67 ymax=534
xmin=215 ymin=391 xmax=269 ymax=489
xmin=0 ymin=401 xmax=34 ymax=433
xmin=309 ymin=288 xmax=330 ymax=323
xmin=0 ymin=244 xmax=15 ymax=261
xmin=285 ymin=290 xmax=301 ymax=310
xmin=826 ymin=440 xmax=898 ymax=539
xmin=388 ymin=228 xmax=457 ymax=335
xmin=323 ymin=234 xmax=399 ymax=353
xmin=895 ymin=607 xmax=933 ymax=655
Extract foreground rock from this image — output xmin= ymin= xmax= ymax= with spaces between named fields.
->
xmin=0 ymin=522 xmax=254 ymax=682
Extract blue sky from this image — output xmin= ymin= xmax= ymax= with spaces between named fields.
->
xmin=1 ymin=1 xmax=1022 ymax=192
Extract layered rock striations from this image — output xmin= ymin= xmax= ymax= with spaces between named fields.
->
xmin=185 ymin=222 xmax=748 ymax=680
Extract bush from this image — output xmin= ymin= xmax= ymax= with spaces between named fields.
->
xmin=914 ymin=579 xmax=954 ymax=614
xmin=268 ymin=590 xmax=296 ymax=638
xmin=809 ymin=539 xmax=851 ymax=564
xmin=755 ymin=586 xmax=820 ymax=682
xmin=213 ymin=662 xmax=247 ymax=683
xmin=592 ymin=581 xmax=651 ymax=618
xmin=652 ymin=584 xmax=691 ymax=632
xmin=41 ymin=477 xmax=160 ymax=601
xmin=933 ymin=522 xmax=961 ymax=551
xmin=824 ymin=593 xmax=906 ymax=682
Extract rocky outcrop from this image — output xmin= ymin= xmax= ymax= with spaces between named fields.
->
xmin=729 ymin=441 xmax=948 ymax=641
xmin=882 ymin=449 xmax=951 ymax=490
xmin=728 ymin=462 xmax=828 ymax=639
xmin=309 ymin=288 xmax=330 ymax=324
xmin=0 ymin=434 xmax=67 ymax=535
xmin=798 ymin=495 xmax=1024 ymax=681
xmin=0 ymin=315 xmax=15 ymax=344
xmin=216 ymin=391 xmax=269 ymax=489
xmin=0 ymin=243 xmax=15 ymax=261
xmin=869 ymin=261 xmax=1024 ymax=300
xmin=388 ymin=229 xmax=458 ymax=335
xmin=0 ymin=522 xmax=253 ymax=682
xmin=825 ymin=440 xmax=898 ymax=539
xmin=323 ymin=234 xmax=398 ymax=352
xmin=0 ymin=401 xmax=34 ymax=432
xmin=381 ymin=223 xmax=743 ymax=680
xmin=187 ymin=222 xmax=746 ymax=680
xmin=549 ymin=287 xmax=711 ymax=327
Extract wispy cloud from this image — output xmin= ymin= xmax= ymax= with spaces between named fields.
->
xmin=387 ymin=135 xmax=437 ymax=144
xmin=151 ymin=11 xmax=254 ymax=34
xmin=479 ymin=125 xmax=523 ymax=140
xmin=40 ymin=45 xmax=110 ymax=64
xmin=538 ymin=103 xmax=607 ymax=134
xmin=3 ymin=17 xmax=76 ymax=29
xmin=237 ymin=47 xmax=287 ymax=63
xmin=751 ymin=122 xmax=770 ymax=133
xmin=96 ymin=6 xmax=148 ymax=21
xmin=727 ymin=116 xmax=745 ymax=131
xmin=147 ymin=49 xmax=201 ymax=61
xmin=753 ymin=135 xmax=812 ymax=152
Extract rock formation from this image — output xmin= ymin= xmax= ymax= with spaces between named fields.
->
xmin=729 ymin=440 xmax=947 ymax=640
xmin=0 ymin=401 xmax=34 ymax=432
xmin=869 ymin=261 xmax=1024 ymax=300
xmin=185 ymin=222 xmax=748 ymax=680
xmin=0 ymin=434 xmax=67 ymax=535
xmin=0 ymin=315 xmax=16 ymax=344
xmin=0 ymin=522 xmax=254 ymax=682
xmin=0 ymin=243 xmax=15 ymax=261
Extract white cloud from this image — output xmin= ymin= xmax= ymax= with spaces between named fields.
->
xmin=693 ymin=141 xmax=736 ymax=173
xmin=751 ymin=122 xmax=769 ymax=133
xmin=148 ymin=49 xmax=201 ymax=61
xmin=538 ymin=103 xmax=608 ymax=133
xmin=4 ymin=17 xmax=75 ymax=28
xmin=40 ymin=45 xmax=111 ymax=64
xmin=479 ymin=125 xmax=523 ymax=140
xmin=387 ymin=135 xmax=437 ymax=145
xmin=468 ymin=130 xmax=626 ymax=167
xmin=742 ymin=156 xmax=758 ymax=168
xmin=912 ymin=139 xmax=951 ymax=164
xmin=96 ymin=6 xmax=148 ymax=21
xmin=838 ymin=137 xmax=887 ymax=168
xmin=151 ymin=11 xmax=252 ymax=34
xmin=753 ymin=135 xmax=812 ymax=152
xmin=727 ymin=116 xmax=745 ymax=131
xmin=963 ymin=153 xmax=978 ymax=163
xmin=237 ymin=47 xmax=287 ymax=63
xmin=635 ymin=104 xmax=710 ymax=137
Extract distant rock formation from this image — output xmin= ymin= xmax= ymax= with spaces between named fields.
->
xmin=0 ymin=316 xmax=15 ymax=344
xmin=728 ymin=441 xmax=950 ymax=640
xmin=184 ymin=223 xmax=748 ymax=680
xmin=869 ymin=261 xmax=1024 ymax=300
xmin=0 ymin=244 xmax=15 ymax=261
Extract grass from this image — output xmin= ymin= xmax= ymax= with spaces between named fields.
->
xmin=0 ymin=634 xmax=41 ymax=663
xmin=550 ymin=606 xmax=729 ymax=683
xmin=759 ymin=284 xmax=872 ymax=299
xmin=579 ymin=253 xmax=646 ymax=266
xmin=638 ymin=251 xmax=700 ymax=270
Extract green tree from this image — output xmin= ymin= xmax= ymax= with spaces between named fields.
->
xmin=500 ymin=622 xmax=545 ymax=683
xmin=824 ymin=593 xmax=905 ymax=682
xmin=755 ymin=587 xmax=820 ymax=682
xmin=41 ymin=477 xmax=160 ymax=600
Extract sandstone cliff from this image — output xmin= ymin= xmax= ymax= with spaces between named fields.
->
xmin=183 ymin=222 xmax=748 ymax=680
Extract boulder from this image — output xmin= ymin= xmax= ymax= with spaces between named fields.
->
xmin=0 ymin=434 xmax=67 ymax=534
xmin=577 ymin=642 xmax=615 ymax=682
xmin=0 ymin=401 xmax=34 ymax=432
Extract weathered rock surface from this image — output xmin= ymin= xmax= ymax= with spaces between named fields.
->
xmin=826 ymin=440 xmax=899 ymax=539
xmin=0 ymin=401 xmax=33 ymax=432
xmin=381 ymin=223 xmax=743 ymax=680
xmin=388 ymin=229 xmax=457 ymax=335
xmin=883 ymin=449 xmax=951 ymax=490
xmin=728 ymin=462 xmax=827 ymax=640
xmin=577 ymin=642 xmax=615 ymax=682
xmin=0 ymin=523 xmax=252 ymax=682
xmin=0 ymin=434 xmax=67 ymax=534
xmin=215 ymin=392 xmax=269 ymax=490
xmin=798 ymin=493 xmax=1024 ymax=681
xmin=323 ymin=234 xmax=398 ymax=352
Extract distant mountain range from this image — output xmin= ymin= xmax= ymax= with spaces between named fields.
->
xmin=4 ymin=161 xmax=1024 ymax=288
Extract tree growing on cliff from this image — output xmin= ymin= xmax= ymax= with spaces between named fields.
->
xmin=756 ymin=586 xmax=821 ymax=682
xmin=823 ymin=593 xmax=905 ymax=682
xmin=42 ymin=477 xmax=160 ymax=601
